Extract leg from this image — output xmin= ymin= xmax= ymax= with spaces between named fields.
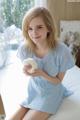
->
xmin=9 ymin=106 xmax=29 ymax=120
xmin=23 ymin=109 xmax=50 ymax=120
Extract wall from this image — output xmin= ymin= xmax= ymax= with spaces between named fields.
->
xmin=47 ymin=0 xmax=80 ymax=35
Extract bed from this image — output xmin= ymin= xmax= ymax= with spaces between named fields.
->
xmin=49 ymin=49 xmax=80 ymax=120
xmin=1 ymin=49 xmax=80 ymax=120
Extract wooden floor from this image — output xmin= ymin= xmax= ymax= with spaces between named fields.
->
xmin=0 ymin=50 xmax=29 ymax=120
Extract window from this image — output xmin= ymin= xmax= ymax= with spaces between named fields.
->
xmin=0 ymin=0 xmax=34 ymax=68
xmin=0 ymin=0 xmax=47 ymax=68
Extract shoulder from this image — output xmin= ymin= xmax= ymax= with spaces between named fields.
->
xmin=51 ymin=42 xmax=74 ymax=64
xmin=56 ymin=42 xmax=69 ymax=51
xmin=18 ymin=42 xmax=31 ymax=55
xmin=54 ymin=42 xmax=75 ymax=71
xmin=18 ymin=42 xmax=27 ymax=51
xmin=17 ymin=42 xmax=32 ymax=61
xmin=54 ymin=42 xmax=70 ymax=55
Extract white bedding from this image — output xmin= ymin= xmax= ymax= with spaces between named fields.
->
xmin=1 ymin=52 xmax=80 ymax=120
xmin=49 ymin=66 xmax=80 ymax=120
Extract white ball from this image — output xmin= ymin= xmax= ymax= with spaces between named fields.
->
xmin=23 ymin=58 xmax=38 ymax=73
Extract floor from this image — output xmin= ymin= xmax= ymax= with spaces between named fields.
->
xmin=0 ymin=50 xmax=29 ymax=120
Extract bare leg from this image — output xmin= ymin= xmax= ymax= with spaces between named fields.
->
xmin=9 ymin=106 xmax=29 ymax=120
xmin=23 ymin=109 xmax=50 ymax=120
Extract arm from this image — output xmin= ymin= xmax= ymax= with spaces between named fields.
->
xmin=23 ymin=66 xmax=65 ymax=84
xmin=40 ymin=71 xmax=65 ymax=84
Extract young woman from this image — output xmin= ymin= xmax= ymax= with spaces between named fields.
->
xmin=10 ymin=7 xmax=74 ymax=120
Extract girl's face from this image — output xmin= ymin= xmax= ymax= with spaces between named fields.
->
xmin=28 ymin=17 xmax=49 ymax=46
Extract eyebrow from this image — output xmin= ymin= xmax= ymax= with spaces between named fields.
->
xmin=29 ymin=24 xmax=44 ymax=28
xmin=37 ymin=25 xmax=44 ymax=26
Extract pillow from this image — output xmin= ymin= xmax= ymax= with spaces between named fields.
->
xmin=62 ymin=65 xmax=80 ymax=93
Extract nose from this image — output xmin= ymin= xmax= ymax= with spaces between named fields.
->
xmin=33 ymin=28 xmax=38 ymax=35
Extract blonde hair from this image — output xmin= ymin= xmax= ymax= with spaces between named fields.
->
xmin=22 ymin=7 xmax=58 ymax=52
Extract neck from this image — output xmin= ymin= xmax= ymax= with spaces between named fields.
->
xmin=34 ymin=42 xmax=50 ymax=58
xmin=36 ymin=41 xmax=49 ymax=50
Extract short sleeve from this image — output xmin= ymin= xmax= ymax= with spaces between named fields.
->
xmin=58 ymin=43 xmax=75 ymax=72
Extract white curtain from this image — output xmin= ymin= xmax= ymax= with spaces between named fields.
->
xmin=35 ymin=0 xmax=47 ymax=7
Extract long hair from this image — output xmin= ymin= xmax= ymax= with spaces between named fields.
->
xmin=22 ymin=7 xmax=58 ymax=52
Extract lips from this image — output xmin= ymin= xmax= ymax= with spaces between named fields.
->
xmin=34 ymin=36 xmax=41 ymax=39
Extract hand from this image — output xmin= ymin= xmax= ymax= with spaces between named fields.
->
xmin=23 ymin=64 xmax=32 ymax=75
xmin=23 ymin=65 xmax=47 ymax=78
xmin=27 ymin=68 xmax=46 ymax=77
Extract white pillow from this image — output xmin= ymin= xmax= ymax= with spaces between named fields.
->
xmin=62 ymin=65 xmax=80 ymax=92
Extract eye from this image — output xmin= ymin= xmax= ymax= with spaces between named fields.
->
xmin=28 ymin=27 xmax=33 ymax=31
xmin=38 ymin=26 xmax=43 ymax=29
xmin=37 ymin=26 xmax=43 ymax=29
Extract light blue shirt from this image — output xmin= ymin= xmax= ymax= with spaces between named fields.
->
xmin=17 ymin=42 xmax=75 ymax=114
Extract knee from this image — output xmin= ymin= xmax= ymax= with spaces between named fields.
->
xmin=22 ymin=116 xmax=34 ymax=120
xmin=22 ymin=118 xmax=30 ymax=120
xmin=22 ymin=118 xmax=25 ymax=120
xmin=22 ymin=116 xmax=29 ymax=120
